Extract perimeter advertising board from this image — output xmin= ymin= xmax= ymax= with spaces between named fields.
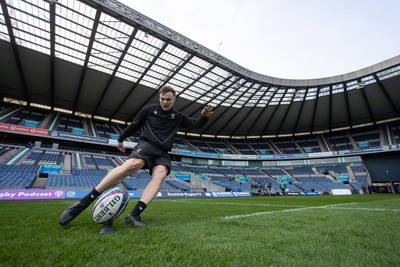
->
xmin=0 ymin=189 xmax=251 ymax=200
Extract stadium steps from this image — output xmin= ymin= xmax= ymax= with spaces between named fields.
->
xmin=0 ymin=147 xmax=20 ymax=163
xmin=3 ymin=147 xmax=30 ymax=165
xmin=47 ymin=113 xmax=60 ymax=130
xmin=267 ymin=140 xmax=282 ymax=154
xmin=311 ymin=167 xmax=320 ymax=175
xmin=190 ymin=174 xmax=225 ymax=192
xmin=324 ymin=173 xmax=337 ymax=182
xmin=39 ymin=112 xmax=56 ymax=129
xmin=346 ymin=165 xmax=358 ymax=181
xmin=347 ymin=132 xmax=358 ymax=150
xmin=0 ymin=105 xmax=23 ymax=122
xmin=168 ymin=175 xmax=200 ymax=190
xmin=344 ymin=183 xmax=354 ymax=191
xmin=223 ymin=140 xmax=240 ymax=154
xmin=178 ymin=137 xmax=201 ymax=152
xmin=60 ymin=154 xmax=71 ymax=175
xmin=31 ymin=177 xmax=47 ymax=189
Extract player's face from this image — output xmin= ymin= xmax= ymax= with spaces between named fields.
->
xmin=159 ymin=92 xmax=176 ymax=111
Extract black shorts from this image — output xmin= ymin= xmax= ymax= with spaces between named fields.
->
xmin=128 ymin=141 xmax=171 ymax=175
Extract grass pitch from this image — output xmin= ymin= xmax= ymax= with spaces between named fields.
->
xmin=1 ymin=194 xmax=399 ymax=267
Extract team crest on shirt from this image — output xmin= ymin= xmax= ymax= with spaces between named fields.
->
xmin=171 ymin=113 xmax=175 ymax=119
xmin=154 ymin=111 xmax=158 ymax=115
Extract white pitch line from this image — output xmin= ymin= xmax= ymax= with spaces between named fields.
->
xmin=164 ymin=200 xmax=306 ymax=208
xmin=222 ymin=202 xmax=358 ymax=220
xmin=325 ymin=207 xmax=400 ymax=212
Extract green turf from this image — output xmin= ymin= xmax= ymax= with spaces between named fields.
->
xmin=0 ymin=194 xmax=399 ymax=267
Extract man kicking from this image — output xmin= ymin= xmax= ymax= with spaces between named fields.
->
xmin=59 ymin=85 xmax=214 ymax=234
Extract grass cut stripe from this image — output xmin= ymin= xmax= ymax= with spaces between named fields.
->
xmin=221 ymin=202 xmax=357 ymax=219
xmin=165 ymin=199 xmax=307 ymax=207
xmin=325 ymin=206 xmax=400 ymax=212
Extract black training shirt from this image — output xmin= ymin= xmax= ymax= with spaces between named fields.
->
xmin=118 ymin=104 xmax=208 ymax=151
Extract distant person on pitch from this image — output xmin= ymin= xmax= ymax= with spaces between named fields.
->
xmin=59 ymin=86 xmax=214 ymax=233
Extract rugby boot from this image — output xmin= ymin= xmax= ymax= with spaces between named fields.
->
xmin=59 ymin=201 xmax=87 ymax=225
xmin=125 ymin=214 xmax=146 ymax=227
xmin=99 ymin=221 xmax=116 ymax=235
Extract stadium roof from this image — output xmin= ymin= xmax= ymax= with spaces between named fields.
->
xmin=1 ymin=0 xmax=400 ymax=138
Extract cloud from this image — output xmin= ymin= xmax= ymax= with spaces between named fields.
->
xmin=125 ymin=0 xmax=400 ymax=79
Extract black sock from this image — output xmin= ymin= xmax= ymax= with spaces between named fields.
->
xmin=131 ymin=201 xmax=147 ymax=216
xmin=80 ymin=188 xmax=101 ymax=207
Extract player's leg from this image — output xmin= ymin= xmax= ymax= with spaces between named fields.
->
xmin=125 ymin=164 xmax=168 ymax=227
xmin=140 ymin=165 xmax=168 ymax=204
xmin=94 ymin=158 xmax=145 ymax=193
xmin=59 ymin=158 xmax=145 ymax=225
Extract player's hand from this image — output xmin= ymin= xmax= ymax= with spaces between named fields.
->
xmin=117 ymin=141 xmax=126 ymax=153
xmin=201 ymin=105 xmax=214 ymax=118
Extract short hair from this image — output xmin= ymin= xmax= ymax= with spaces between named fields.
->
xmin=159 ymin=86 xmax=176 ymax=96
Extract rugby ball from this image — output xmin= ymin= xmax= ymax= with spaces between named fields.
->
xmin=92 ymin=187 xmax=129 ymax=224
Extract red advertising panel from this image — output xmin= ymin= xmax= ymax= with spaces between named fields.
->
xmin=0 ymin=122 xmax=49 ymax=136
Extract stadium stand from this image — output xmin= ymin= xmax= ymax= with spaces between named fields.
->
xmin=0 ymin=135 xmax=389 ymax=194
xmin=171 ymin=163 xmax=190 ymax=173
xmin=229 ymin=140 xmax=257 ymax=155
xmin=0 ymin=108 xmax=386 ymax=195
xmin=295 ymin=136 xmax=323 ymax=153
xmin=0 ymin=165 xmax=39 ymax=188
xmin=260 ymin=168 xmax=287 ymax=176
xmin=46 ymin=174 xmax=103 ymax=188
xmin=236 ymin=168 xmax=265 ymax=176
xmin=295 ymin=176 xmax=348 ymax=191
xmin=325 ymin=132 xmax=354 ymax=151
xmin=316 ymin=165 xmax=348 ymax=175
xmin=165 ymin=179 xmax=193 ymax=191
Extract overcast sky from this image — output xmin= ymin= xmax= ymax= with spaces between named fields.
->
xmin=120 ymin=0 xmax=400 ymax=79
